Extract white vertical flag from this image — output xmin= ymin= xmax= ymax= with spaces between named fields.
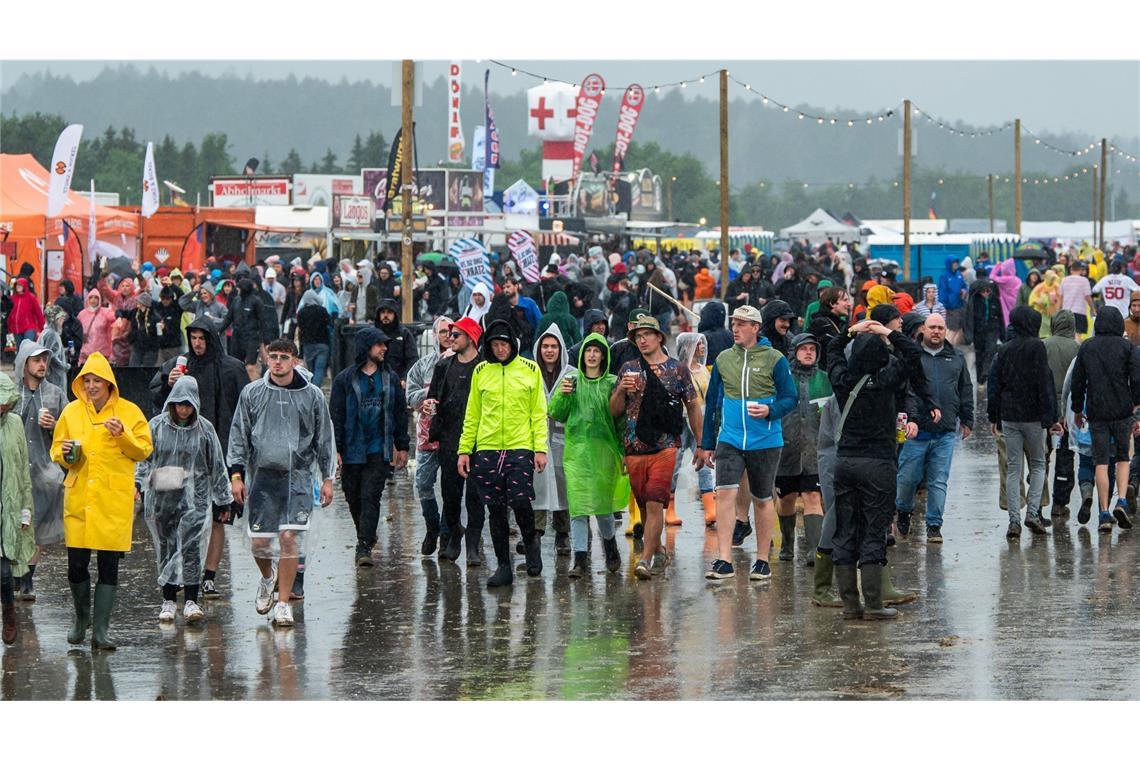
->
xmin=87 ymin=180 xmax=97 ymax=261
xmin=46 ymin=124 xmax=84 ymax=217
xmin=141 ymin=141 xmax=160 ymax=218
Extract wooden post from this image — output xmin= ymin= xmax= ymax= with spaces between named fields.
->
xmin=1014 ymin=119 xmax=1022 ymax=236
xmin=400 ymin=60 xmax=415 ymax=325
xmin=1099 ymin=138 xmax=1108 ymax=249
xmin=1092 ymin=165 xmax=1099 ymax=241
xmin=987 ymin=174 xmax=994 ymax=233
xmin=902 ymin=99 xmax=911 ymax=280
xmin=667 ymin=178 xmax=674 ymax=222
xmin=719 ymin=69 xmax=730 ymax=297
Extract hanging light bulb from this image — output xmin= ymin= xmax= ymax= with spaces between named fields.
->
xmin=511 ymin=68 xmax=517 ymax=76
xmin=762 ymin=96 xmax=769 ymax=104
xmin=847 ymin=120 xmax=854 ymax=127
xmin=798 ymin=113 xmax=805 ymax=119
xmin=817 ymin=117 xmax=824 ymax=124
xmin=699 ymin=76 xmax=705 ymax=83
xmin=783 ymin=106 xmax=789 ymax=112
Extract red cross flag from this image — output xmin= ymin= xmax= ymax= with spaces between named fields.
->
xmin=526 ymin=82 xmax=577 ymax=141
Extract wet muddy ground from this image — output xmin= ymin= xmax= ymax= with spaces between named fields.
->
xmin=1 ymin=399 xmax=1137 ymax=700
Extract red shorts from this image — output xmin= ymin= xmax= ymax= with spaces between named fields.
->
xmin=625 ymin=448 xmax=678 ymax=507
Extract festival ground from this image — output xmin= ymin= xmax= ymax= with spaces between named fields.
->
xmin=1 ymin=420 xmax=1136 ymax=701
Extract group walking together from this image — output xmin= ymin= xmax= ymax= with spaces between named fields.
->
xmin=2 ymin=235 xmax=1138 ymax=645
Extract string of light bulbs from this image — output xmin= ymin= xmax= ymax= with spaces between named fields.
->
xmin=1109 ymin=144 xmax=1139 ymax=163
xmin=727 ymin=75 xmax=896 ymax=126
xmin=908 ymin=103 xmax=1013 ymax=138
xmin=485 ymin=59 xmax=721 ymax=95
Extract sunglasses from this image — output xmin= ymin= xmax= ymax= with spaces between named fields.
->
xmin=267 ymin=353 xmax=294 ymax=362
xmin=449 ymin=330 xmax=464 ymax=338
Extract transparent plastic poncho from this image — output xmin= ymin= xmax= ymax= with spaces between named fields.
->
xmin=14 ymin=342 xmax=68 ymax=545
xmin=137 ymin=376 xmax=233 ymax=586
xmin=226 ymin=367 xmax=336 ymax=560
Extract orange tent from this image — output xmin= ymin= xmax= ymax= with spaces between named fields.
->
xmin=1 ymin=153 xmax=140 ymax=301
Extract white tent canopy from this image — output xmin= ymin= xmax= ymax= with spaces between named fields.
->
xmin=1021 ymin=220 xmax=1138 ymax=244
xmin=779 ymin=208 xmax=859 ymax=243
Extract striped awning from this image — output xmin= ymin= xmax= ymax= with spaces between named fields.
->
xmin=534 ymin=231 xmax=580 ymax=246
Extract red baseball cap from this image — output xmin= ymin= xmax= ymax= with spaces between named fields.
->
xmin=451 ymin=316 xmax=483 ymax=345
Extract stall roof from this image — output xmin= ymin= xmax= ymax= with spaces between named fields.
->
xmin=860 ymin=219 xmax=948 ymax=235
xmin=865 ymin=233 xmax=1020 ymax=247
xmin=779 ymin=208 xmax=859 ymax=241
xmin=1021 ymin=220 xmax=1138 ymax=242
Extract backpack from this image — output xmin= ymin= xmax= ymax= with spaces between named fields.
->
xmin=634 ymin=356 xmax=685 ymax=445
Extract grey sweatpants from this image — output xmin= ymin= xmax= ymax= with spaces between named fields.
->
xmin=1002 ymin=421 xmax=1047 ymax=522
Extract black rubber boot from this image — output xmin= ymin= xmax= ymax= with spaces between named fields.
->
xmin=68 ymin=581 xmax=91 ymax=645
xmin=860 ymin=564 xmax=899 ymax=620
xmin=440 ymin=531 xmax=464 ymax=562
xmin=555 ymin=532 xmax=571 ymax=556
xmin=835 ymin=564 xmax=862 ymax=620
xmin=603 ymin=537 xmax=621 ymax=573
xmin=803 ymin=514 xmax=823 ymax=565
xmin=465 ymin=535 xmax=485 ymax=566
xmin=486 ymin=564 xmax=513 ymax=588
xmin=778 ymin=515 xmax=797 ymax=561
xmin=811 ymin=551 xmax=842 ymax=608
xmin=91 ymin=583 xmax=118 ymax=650
xmin=524 ymin=538 xmax=543 ymax=578
xmin=420 ymin=527 xmax=440 ymax=556
xmin=568 ymin=551 xmax=588 ymax=578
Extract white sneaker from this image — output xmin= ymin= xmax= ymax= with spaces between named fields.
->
xmin=255 ymin=573 xmax=276 ymax=615
xmin=183 ymin=600 xmax=205 ymax=623
xmin=158 ymin=600 xmax=177 ymax=623
xmin=272 ymin=602 xmax=294 ymax=627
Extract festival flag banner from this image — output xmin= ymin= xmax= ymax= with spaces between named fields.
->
xmin=507 ymin=230 xmax=541 ymax=283
xmin=87 ymin=180 xmax=97 ymax=260
xmin=384 ymin=126 xmax=408 ymax=212
xmin=571 ymin=74 xmax=605 ymax=182
xmin=483 ymin=70 xmax=501 ymax=196
xmin=46 ymin=124 xmax=84 ymax=217
xmin=448 ymin=237 xmax=493 ymax=289
xmin=609 ymin=84 xmax=645 ymax=187
xmin=61 ymin=221 xmax=85 ymax=292
xmin=142 ymin=142 xmax=160 ymax=218
xmin=447 ymin=62 xmax=465 ymax=163
xmin=181 ymin=222 xmax=205 ymax=272
xmin=471 ymin=126 xmax=486 ymax=171
xmin=928 ymin=191 xmax=938 ymax=220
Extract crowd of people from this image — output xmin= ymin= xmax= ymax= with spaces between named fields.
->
xmin=1 ymin=234 xmax=1139 ymax=646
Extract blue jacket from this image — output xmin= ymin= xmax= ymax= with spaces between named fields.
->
xmin=938 ymin=256 xmax=967 ymax=311
xmin=329 ymin=327 xmax=410 ymax=464
xmin=701 ymin=337 xmax=797 ymax=451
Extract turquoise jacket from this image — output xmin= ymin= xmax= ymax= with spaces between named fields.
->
xmin=701 ymin=337 xmax=797 ymax=451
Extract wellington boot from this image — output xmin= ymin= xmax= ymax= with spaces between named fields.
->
xmin=524 ymin=539 xmax=543 ymax=578
xmin=778 ymin=515 xmax=797 ymax=561
xmin=860 ymin=564 xmax=899 ymax=620
xmin=701 ymin=492 xmax=717 ymax=527
xmin=882 ymin=559 xmax=918 ymax=606
xmin=602 ymin=537 xmax=621 ymax=572
xmin=665 ymin=497 xmax=683 ymax=527
xmin=91 ymin=583 xmax=118 ymax=650
xmin=568 ymin=551 xmax=589 ymax=578
xmin=1 ymin=602 xmax=16 ymax=645
xmin=811 ymin=552 xmax=842 ymax=608
xmin=439 ymin=531 xmax=464 ymax=562
xmin=803 ymin=514 xmax=823 ymax=564
xmin=486 ymin=564 xmax=513 ymax=588
xmin=835 ymin=564 xmax=862 ymax=620
xmin=627 ymin=495 xmax=642 ymax=537
xmin=68 ymin=581 xmax=91 ymax=645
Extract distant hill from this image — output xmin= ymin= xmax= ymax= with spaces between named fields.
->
xmin=4 ymin=64 xmax=1134 ymax=192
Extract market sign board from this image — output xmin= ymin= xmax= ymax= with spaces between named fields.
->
xmin=210 ymin=176 xmax=292 ymax=207
xmin=332 ymin=194 xmax=375 ymax=230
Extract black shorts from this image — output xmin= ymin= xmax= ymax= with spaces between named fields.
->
xmin=714 ymin=444 xmax=780 ymax=501
xmin=1089 ymin=418 xmax=1132 ymax=466
xmin=212 ymin=502 xmax=237 ymax=525
xmin=775 ymin=472 xmax=821 ymax=497
xmin=470 ymin=449 xmax=535 ymax=507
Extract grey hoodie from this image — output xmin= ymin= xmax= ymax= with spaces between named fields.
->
xmin=1043 ymin=309 xmax=1079 ymax=417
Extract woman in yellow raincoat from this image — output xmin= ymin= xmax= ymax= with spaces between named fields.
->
xmin=51 ymin=352 xmax=152 ymax=650
xmin=1029 ymin=269 xmax=1062 ymax=337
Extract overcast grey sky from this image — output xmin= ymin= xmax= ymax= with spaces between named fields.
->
xmin=2 ymin=60 xmax=1137 ymax=143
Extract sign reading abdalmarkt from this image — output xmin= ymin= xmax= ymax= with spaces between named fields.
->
xmin=210 ymin=176 xmax=292 ymax=207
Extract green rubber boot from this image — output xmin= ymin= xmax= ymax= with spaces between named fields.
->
xmin=882 ymin=558 xmax=918 ymax=606
xmin=861 ymin=564 xmax=899 ymax=621
xmin=91 ymin=583 xmax=118 ymax=651
xmin=67 ymin=581 xmax=91 ymax=645
xmin=811 ymin=551 xmax=842 ymax=607
xmin=778 ymin=515 xmax=796 ymax=561
xmin=835 ymin=563 xmax=862 ymax=620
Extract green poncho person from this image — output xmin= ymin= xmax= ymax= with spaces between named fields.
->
xmin=535 ymin=290 xmax=582 ymax=349
xmin=548 ymin=333 xmax=629 ymax=576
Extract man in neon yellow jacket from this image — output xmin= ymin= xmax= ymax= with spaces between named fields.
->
xmin=458 ymin=319 xmax=548 ymax=588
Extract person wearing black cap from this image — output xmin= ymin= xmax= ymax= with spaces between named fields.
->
xmin=458 ymin=319 xmax=549 ymax=587
xmin=330 ymin=327 xmax=410 ymax=566
xmin=760 ymin=299 xmax=796 ymax=357
xmin=374 ymin=298 xmax=419 ymax=381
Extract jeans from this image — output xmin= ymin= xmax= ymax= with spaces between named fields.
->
xmin=415 ymin=449 xmax=445 ymax=537
xmin=570 ymin=513 xmax=616 ymax=552
xmin=832 ymin=456 xmax=895 ymax=567
xmin=342 ymin=454 xmax=392 ymax=552
xmin=974 ymin=328 xmax=1000 ymax=386
xmin=671 ymin=426 xmax=715 ymax=493
xmin=1001 ymin=421 xmax=1047 ymax=522
xmin=302 ymin=342 xmax=330 ymax=388
xmin=438 ymin=448 xmax=484 ymax=545
xmin=895 ymin=432 xmax=957 ymax=527
xmin=16 ymin=330 xmax=37 ymax=351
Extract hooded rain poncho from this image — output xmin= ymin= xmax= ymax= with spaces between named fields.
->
xmin=14 ymin=342 xmax=68 ymax=544
xmin=535 ymin=290 xmax=582 ymax=348
xmin=547 ymin=334 xmax=631 ymax=518
xmin=532 ymin=324 xmax=570 ymax=512
xmin=0 ymin=373 xmax=36 ymax=575
xmin=138 ymin=376 xmax=233 ymax=586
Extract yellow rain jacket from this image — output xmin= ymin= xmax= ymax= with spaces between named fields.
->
xmin=51 ymin=353 xmax=153 ymax=552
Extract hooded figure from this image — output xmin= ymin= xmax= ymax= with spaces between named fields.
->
xmin=938 ymin=256 xmax=967 ymax=311
xmin=51 ymin=353 xmax=154 ymax=552
xmin=1029 ymin=269 xmax=1062 ymax=335
xmin=1070 ymin=306 xmax=1140 ymax=425
xmin=986 ymin=306 xmax=1055 ymax=429
xmin=7 ymin=278 xmax=46 ymax=341
xmin=989 ymin=259 xmax=1023 ymax=328
xmin=534 ymin=290 xmax=583 ymax=349
xmin=1043 ymin=310 xmax=1079 ymax=421
xmin=14 ymin=342 xmax=68 ymax=547
xmin=698 ymin=300 xmax=733 ymax=364
xmin=77 ymin=289 xmax=115 ymax=363
xmin=329 ymin=326 xmax=409 ymax=469
xmin=761 ymin=299 xmax=797 ymax=358
xmin=1 ymin=372 xmax=36 ymax=582
xmin=531 ymin=324 xmax=571 ymax=518
xmin=373 ymin=298 xmax=419 ymax=379
xmin=55 ymin=279 xmax=84 ymax=318
xmin=463 ymin=281 xmax=494 ymax=327
xmin=137 ymin=376 xmax=233 ymax=594
xmin=1018 ymin=268 xmax=1043 ymax=308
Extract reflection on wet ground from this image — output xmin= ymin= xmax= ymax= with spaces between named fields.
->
xmin=2 ymin=425 xmax=1137 ymax=700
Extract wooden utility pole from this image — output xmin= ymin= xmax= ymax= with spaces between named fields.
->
xmin=1092 ymin=166 xmax=1099 ymax=243
xmin=399 ymin=60 xmax=415 ymax=324
xmin=667 ymin=177 xmax=674 ymax=222
xmin=1014 ymin=119 xmax=1022 ymax=236
xmin=719 ymin=69 xmax=730 ymax=297
xmin=1099 ymin=138 xmax=1108 ymax=249
xmin=902 ymin=98 xmax=912 ymax=280
xmin=987 ymin=174 xmax=994 ymax=233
